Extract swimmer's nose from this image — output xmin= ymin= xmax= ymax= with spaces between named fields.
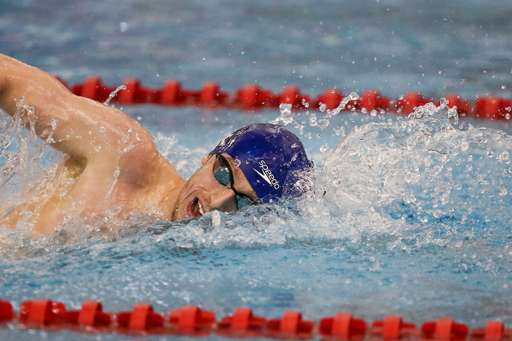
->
xmin=210 ymin=186 xmax=238 ymax=212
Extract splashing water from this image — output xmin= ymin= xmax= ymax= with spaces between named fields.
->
xmin=1 ymin=96 xmax=512 ymax=254
xmin=269 ymin=96 xmax=512 ymax=249
xmin=329 ymin=91 xmax=360 ymax=117
xmin=103 ymin=84 xmax=127 ymax=106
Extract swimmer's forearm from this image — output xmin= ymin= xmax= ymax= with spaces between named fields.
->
xmin=0 ymin=53 xmax=90 ymax=158
xmin=0 ymin=53 xmax=155 ymax=162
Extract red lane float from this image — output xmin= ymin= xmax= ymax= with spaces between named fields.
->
xmin=1 ymin=298 xmax=512 ymax=339
xmin=361 ymin=89 xmax=391 ymax=112
xmin=169 ymin=305 xmax=216 ymax=336
xmin=319 ymin=312 xmax=367 ymax=339
xmin=474 ymin=96 xmax=512 ymax=120
xmin=471 ymin=320 xmax=512 ymax=341
xmin=395 ymin=92 xmax=438 ymax=114
xmin=316 ymin=88 xmax=343 ymax=110
xmin=58 ymin=76 xmax=512 ymax=119
xmin=0 ymin=299 xmax=13 ymax=322
xmin=444 ymin=93 xmax=473 ymax=116
xmin=371 ymin=315 xmax=419 ymax=340
xmin=422 ymin=318 xmax=469 ymax=340
xmin=74 ymin=301 xmax=111 ymax=329
xmin=117 ymin=303 xmax=165 ymax=333
xmin=216 ymin=307 xmax=266 ymax=337
xmin=265 ymin=310 xmax=315 ymax=339
xmin=19 ymin=299 xmax=67 ymax=326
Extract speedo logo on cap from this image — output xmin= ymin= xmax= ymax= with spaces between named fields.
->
xmin=253 ymin=160 xmax=280 ymax=190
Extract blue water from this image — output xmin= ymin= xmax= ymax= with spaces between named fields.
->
xmin=1 ymin=1 xmax=512 ymax=340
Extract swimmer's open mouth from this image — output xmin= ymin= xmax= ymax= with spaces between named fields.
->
xmin=187 ymin=197 xmax=205 ymax=217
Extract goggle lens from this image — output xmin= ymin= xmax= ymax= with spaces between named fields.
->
xmin=213 ymin=155 xmax=255 ymax=210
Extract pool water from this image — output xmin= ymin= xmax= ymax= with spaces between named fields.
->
xmin=1 ymin=0 xmax=512 ymax=340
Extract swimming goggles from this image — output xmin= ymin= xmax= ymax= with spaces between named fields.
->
xmin=213 ymin=154 xmax=256 ymax=209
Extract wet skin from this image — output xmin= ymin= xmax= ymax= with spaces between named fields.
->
xmin=0 ymin=53 xmax=257 ymax=235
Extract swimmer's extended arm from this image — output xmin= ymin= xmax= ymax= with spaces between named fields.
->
xmin=0 ymin=53 xmax=156 ymax=166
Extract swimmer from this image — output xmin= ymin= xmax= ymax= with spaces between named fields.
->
xmin=0 ymin=53 xmax=312 ymax=235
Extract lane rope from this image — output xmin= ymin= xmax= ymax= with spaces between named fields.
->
xmin=1 ymin=298 xmax=511 ymax=339
xmin=56 ymin=76 xmax=512 ymax=120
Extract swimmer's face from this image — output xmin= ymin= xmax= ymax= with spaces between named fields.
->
xmin=171 ymin=153 xmax=258 ymax=220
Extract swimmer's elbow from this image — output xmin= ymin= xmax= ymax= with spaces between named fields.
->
xmin=0 ymin=73 xmax=12 ymax=113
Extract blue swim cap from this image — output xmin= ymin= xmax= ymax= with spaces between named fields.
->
xmin=210 ymin=123 xmax=313 ymax=202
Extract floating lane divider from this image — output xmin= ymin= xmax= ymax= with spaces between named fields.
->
xmin=55 ymin=76 xmax=512 ymax=120
xmin=1 ymin=298 xmax=512 ymax=339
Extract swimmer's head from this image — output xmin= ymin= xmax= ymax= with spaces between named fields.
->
xmin=210 ymin=123 xmax=313 ymax=203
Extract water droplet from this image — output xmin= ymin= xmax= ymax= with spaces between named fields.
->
xmin=318 ymin=118 xmax=330 ymax=129
xmin=273 ymin=103 xmax=294 ymax=125
xmin=320 ymin=143 xmax=330 ymax=153
xmin=94 ymin=145 xmax=101 ymax=152
xmin=319 ymin=103 xmax=327 ymax=112
xmin=99 ymin=126 xmax=106 ymax=133
xmin=212 ymin=210 xmax=221 ymax=228
xmin=309 ymin=114 xmax=318 ymax=126
xmin=104 ymin=84 xmax=127 ymax=105
xmin=333 ymin=126 xmax=345 ymax=136
xmin=120 ymin=22 xmax=129 ymax=32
